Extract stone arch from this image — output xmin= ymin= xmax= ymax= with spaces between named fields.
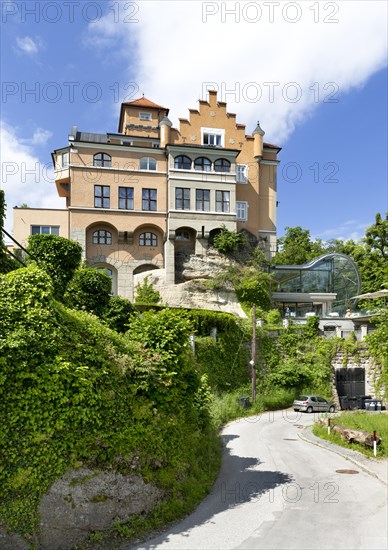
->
xmin=174 ymin=226 xmax=197 ymax=254
xmin=133 ymin=264 xmax=160 ymax=276
xmin=132 ymin=223 xmax=165 ymax=262
xmin=85 ymin=221 xmax=118 ymax=263
xmin=208 ymin=227 xmax=223 ymax=246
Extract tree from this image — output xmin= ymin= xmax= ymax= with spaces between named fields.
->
xmin=365 ymin=213 xmax=387 ymax=260
xmin=65 ymin=268 xmax=111 ymax=317
xmin=359 ymin=213 xmax=388 ymax=293
xmin=27 ymin=234 xmax=82 ymax=298
xmin=134 ymin=275 xmax=161 ymax=305
xmin=273 ymin=226 xmax=325 ymax=265
xmin=234 ymin=267 xmax=273 ymax=310
xmin=0 ymin=191 xmax=19 ymax=274
xmin=327 ymin=214 xmax=388 ymax=294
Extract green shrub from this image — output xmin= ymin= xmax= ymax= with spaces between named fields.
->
xmin=26 ymin=234 xmax=82 ymax=298
xmin=134 ymin=275 xmax=161 ymax=305
xmin=65 ymin=267 xmax=111 ymax=317
xmin=0 ymin=268 xmax=219 ymax=538
xmin=104 ymin=296 xmax=134 ymax=332
xmin=234 ymin=267 xmax=272 ymax=309
xmin=0 ymin=191 xmax=19 ymax=274
xmin=213 ymin=225 xmax=246 ymax=254
xmin=195 ymin=334 xmax=250 ymax=392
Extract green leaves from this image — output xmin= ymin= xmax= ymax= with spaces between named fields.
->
xmin=234 ymin=267 xmax=272 ymax=309
xmin=65 ymin=267 xmax=111 ymax=316
xmin=212 ymin=225 xmax=246 ymax=254
xmin=134 ymin=276 xmax=161 ymax=305
xmin=0 ymin=270 xmax=216 ymax=535
xmin=26 ymin=234 xmax=82 ymax=298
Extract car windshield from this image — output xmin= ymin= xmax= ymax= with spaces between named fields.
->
xmin=297 ymin=396 xmax=309 ymax=401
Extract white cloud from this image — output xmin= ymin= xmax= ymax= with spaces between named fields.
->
xmin=0 ymin=122 xmax=64 ymax=239
xmin=87 ymin=0 xmax=387 ymax=143
xmin=15 ymin=36 xmax=43 ymax=56
xmin=313 ymin=221 xmax=369 ymax=242
xmin=25 ymin=128 xmax=53 ymax=146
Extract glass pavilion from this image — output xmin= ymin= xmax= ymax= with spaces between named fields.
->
xmin=271 ymin=253 xmax=361 ymax=318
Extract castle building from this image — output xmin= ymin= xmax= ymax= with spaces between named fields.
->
xmin=13 ymin=91 xmax=281 ymax=298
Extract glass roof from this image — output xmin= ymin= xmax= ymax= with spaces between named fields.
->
xmin=272 ymin=253 xmax=361 ymax=314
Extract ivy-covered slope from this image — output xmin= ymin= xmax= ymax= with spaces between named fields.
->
xmin=0 ymin=266 xmax=218 ymax=537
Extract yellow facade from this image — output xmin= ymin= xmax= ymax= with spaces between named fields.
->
xmin=13 ymin=91 xmax=281 ymax=299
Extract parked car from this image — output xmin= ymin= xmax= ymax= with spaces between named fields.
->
xmin=293 ymin=395 xmax=335 ymax=413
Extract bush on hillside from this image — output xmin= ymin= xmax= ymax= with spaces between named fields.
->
xmin=0 ymin=266 xmax=216 ymax=537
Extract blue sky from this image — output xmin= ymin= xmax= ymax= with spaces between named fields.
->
xmin=1 ymin=0 xmax=387 ymax=241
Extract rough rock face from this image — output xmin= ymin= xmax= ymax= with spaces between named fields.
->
xmin=0 ymin=522 xmax=30 ymax=550
xmin=37 ymin=467 xmax=163 ymax=550
xmin=135 ymin=251 xmax=247 ymax=318
xmin=175 ymin=250 xmax=234 ymax=281
xmin=135 ymin=268 xmax=246 ymax=318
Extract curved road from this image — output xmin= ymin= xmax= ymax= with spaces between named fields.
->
xmin=131 ymin=410 xmax=387 ymax=550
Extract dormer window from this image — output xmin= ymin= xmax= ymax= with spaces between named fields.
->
xmin=140 ymin=157 xmax=157 ymax=170
xmin=201 ymin=127 xmax=224 ymax=147
xmin=139 ymin=112 xmax=152 ymax=121
xmin=93 ymin=153 xmax=112 ymax=167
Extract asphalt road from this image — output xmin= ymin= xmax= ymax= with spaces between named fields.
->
xmin=131 ymin=410 xmax=387 ymax=550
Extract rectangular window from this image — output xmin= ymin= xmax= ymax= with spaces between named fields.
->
xmin=236 ymin=201 xmax=248 ymax=221
xmin=201 ymin=127 xmax=224 ymax=147
xmin=216 ymin=191 xmax=230 ymax=213
xmin=175 ymin=188 xmax=190 ymax=210
xmin=61 ymin=152 xmax=69 ymax=168
xmin=31 ymin=225 xmax=60 ymax=236
xmin=196 ymin=189 xmax=210 ymax=211
xmin=236 ymin=164 xmax=248 ymax=183
xmin=94 ymin=185 xmax=110 ymax=208
xmin=139 ymin=112 xmax=152 ymax=121
xmin=119 ymin=187 xmax=134 ymax=210
xmin=142 ymin=188 xmax=157 ymax=211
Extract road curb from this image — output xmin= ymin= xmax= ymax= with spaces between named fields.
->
xmin=298 ymin=425 xmax=387 ymax=486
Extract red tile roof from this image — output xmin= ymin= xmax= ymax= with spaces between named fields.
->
xmin=122 ymin=97 xmax=168 ymax=110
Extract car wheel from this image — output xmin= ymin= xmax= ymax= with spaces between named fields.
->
xmin=329 ymin=405 xmax=335 ymax=413
xmin=306 ymin=406 xmax=313 ymax=413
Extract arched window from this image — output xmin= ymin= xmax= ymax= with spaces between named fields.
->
xmin=93 ymin=153 xmax=112 ymax=167
xmin=92 ymin=230 xmax=112 ymax=245
xmin=139 ymin=232 xmax=157 ymax=246
xmin=214 ymin=158 xmax=231 ymax=173
xmin=194 ymin=157 xmax=211 ymax=172
xmin=140 ymin=157 xmax=157 ymax=170
xmin=174 ymin=155 xmax=192 ymax=170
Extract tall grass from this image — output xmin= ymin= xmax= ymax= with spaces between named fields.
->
xmin=313 ymin=411 xmax=388 ymax=458
xmin=210 ymin=385 xmax=296 ymax=429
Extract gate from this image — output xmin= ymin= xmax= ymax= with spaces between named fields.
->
xmin=336 ymin=368 xmax=365 ymax=399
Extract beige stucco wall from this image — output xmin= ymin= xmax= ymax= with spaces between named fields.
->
xmin=168 ymin=90 xmax=278 ymax=238
xmin=13 ymin=208 xmax=68 ymax=247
